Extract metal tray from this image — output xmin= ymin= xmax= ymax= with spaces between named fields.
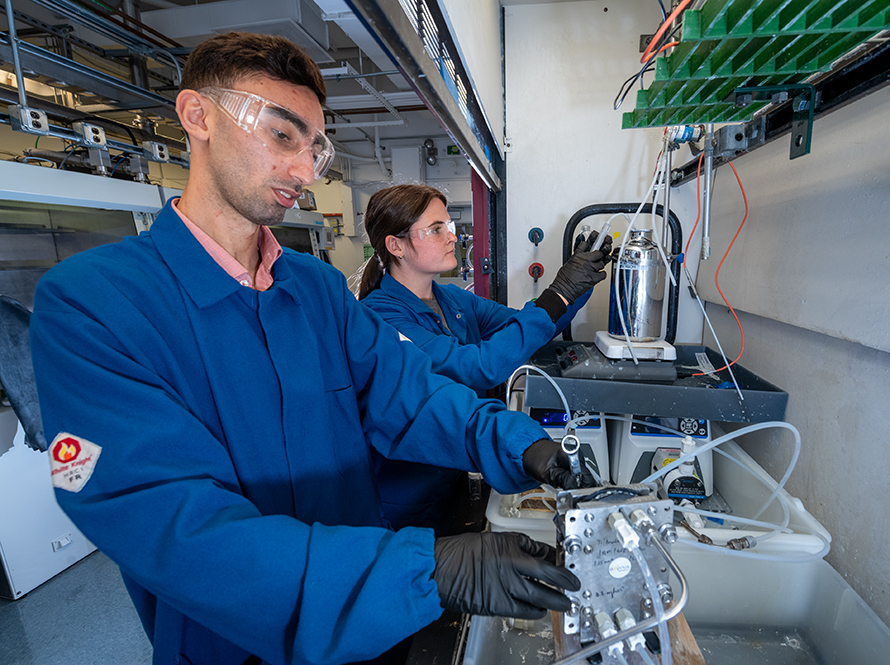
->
xmin=524 ymin=342 xmax=787 ymax=423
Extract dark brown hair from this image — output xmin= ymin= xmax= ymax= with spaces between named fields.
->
xmin=358 ymin=184 xmax=448 ymax=300
xmin=180 ymin=32 xmax=326 ymax=104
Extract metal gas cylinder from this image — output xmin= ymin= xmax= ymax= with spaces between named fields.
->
xmin=608 ymin=229 xmax=666 ymax=342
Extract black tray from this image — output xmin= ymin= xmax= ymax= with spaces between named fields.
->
xmin=523 ymin=341 xmax=787 ymax=423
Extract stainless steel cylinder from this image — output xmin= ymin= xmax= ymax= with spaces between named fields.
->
xmin=608 ymin=229 xmax=666 ymax=342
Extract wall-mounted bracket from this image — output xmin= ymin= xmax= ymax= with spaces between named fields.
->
xmin=729 ymin=84 xmax=816 ymax=160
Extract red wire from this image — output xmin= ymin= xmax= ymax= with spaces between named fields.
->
xmin=640 ymin=0 xmax=694 ymax=64
xmin=692 ymin=161 xmax=748 ymax=376
xmin=652 ymin=41 xmax=679 ymax=57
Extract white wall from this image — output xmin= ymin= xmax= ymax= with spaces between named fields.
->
xmin=503 ymin=0 xmax=703 ymax=342
xmin=695 ymin=88 xmax=890 ymax=354
xmin=438 ymin=0 xmax=506 ymax=155
xmin=690 ymin=89 xmax=890 ymax=627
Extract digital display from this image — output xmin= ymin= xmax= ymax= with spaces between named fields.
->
xmin=541 ymin=411 xmax=569 ymax=426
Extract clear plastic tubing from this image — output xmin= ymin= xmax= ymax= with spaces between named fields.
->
xmin=632 ymin=548 xmax=672 ymax=665
xmin=636 ymin=646 xmax=659 ymax=665
xmin=591 ymin=219 xmax=612 ymax=251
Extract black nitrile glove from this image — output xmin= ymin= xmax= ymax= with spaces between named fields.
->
xmin=534 ymin=231 xmax=614 ymax=323
xmin=572 ymin=229 xmax=614 ymax=258
xmin=432 ymin=531 xmax=580 ymax=619
xmin=522 ymin=438 xmax=596 ymax=489
xmin=548 ymin=231 xmax=613 ymax=305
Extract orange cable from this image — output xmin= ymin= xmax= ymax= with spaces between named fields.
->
xmin=692 ymin=161 xmax=748 ymax=376
xmin=640 ymin=0 xmax=694 ymax=64
xmin=652 ymin=41 xmax=679 ymax=57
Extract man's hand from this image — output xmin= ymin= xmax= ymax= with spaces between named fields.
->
xmin=522 ymin=439 xmax=596 ymax=489
xmin=432 ymin=531 xmax=580 ymax=619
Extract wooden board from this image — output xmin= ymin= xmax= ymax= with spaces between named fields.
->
xmin=667 ymin=611 xmax=707 ymax=665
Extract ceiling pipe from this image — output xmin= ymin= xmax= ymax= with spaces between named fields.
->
xmin=374 ymin=121 xmax=389 ymax=177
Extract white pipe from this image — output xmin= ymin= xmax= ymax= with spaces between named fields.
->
xmin=373 ymin=121 xmax=388 ymax=177
xmin=701 ymin=123 xmax=714 ymax=260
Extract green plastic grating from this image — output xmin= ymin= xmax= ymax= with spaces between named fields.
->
xmin=623 ymin=0 xmax=890 ymax=129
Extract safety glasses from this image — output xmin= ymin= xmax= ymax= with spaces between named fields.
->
xmin=199 ymin=87 xmax=335 ymax=179
xmin=401 ymin=220 xmax=456 ymax=242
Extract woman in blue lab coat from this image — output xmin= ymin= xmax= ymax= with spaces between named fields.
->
xmin=359 ymin=184 xmax=612 ymax=532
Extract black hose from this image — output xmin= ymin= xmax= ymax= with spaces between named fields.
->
xmin=561 ymin=203 xmax=682 ymax=344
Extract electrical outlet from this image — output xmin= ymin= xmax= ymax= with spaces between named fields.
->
xmin=143 ymin=141 xmax=170 ymax=162
xmin=7 ymin=105 xmax=50 ymax=135
xmin=73 ymin=121 xmax=107 ymax=147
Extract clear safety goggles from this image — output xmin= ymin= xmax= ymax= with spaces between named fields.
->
xmin=402 ymin=220 xmax=456 ymax=242
xmin=199 ymin=87 xmax=335 ymax=179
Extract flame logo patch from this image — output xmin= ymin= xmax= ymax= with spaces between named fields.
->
xmin=53 ymin=437 xmax=82 ymax=463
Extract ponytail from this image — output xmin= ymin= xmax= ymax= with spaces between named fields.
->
xmin=358 ymin=254 xmax=385 ymax=300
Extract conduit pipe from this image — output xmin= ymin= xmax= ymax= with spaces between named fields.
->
xmin=373 ymin=122 xmax=388 ymax=177
xmin=4 ymin=0 xmax=28 ymax=107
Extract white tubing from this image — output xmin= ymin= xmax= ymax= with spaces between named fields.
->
xmin=681 ymin=265 xmax=744 ymax=401
xmin=678 ymin=503 xmax=791 ymax=534
xmin=643 ymin=422 xmax=800 ymax=499
xmin=506 ymin=365 xmax=571 ymax=424
xmin=648 ymin=148 xmax=677 ymax=289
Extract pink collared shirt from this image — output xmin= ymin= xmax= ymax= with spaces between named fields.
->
xmin=171 ymin=198 xmax=282 ymax=291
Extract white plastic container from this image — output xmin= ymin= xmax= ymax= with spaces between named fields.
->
xmin=487 ymin=436 xmax=830 ymax=557
xmin=462 ymin=553 xmax=890 ymax=665
xmin=486 ymin=488 xmax=559 ymax=546
xmin=675 ymin=550 xmax=890 ymax=665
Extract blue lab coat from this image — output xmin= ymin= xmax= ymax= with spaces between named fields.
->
xmin=361 ymin=274 xmax=589 ymax=531
xmin=30 ymin=201 xmax=546 ymax=665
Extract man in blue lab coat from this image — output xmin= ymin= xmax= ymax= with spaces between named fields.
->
xmin=30 ymin=32 xmax=584 ymax=665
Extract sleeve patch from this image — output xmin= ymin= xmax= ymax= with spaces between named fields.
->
xmin=49 ymin=433 xmax=102 ymax=493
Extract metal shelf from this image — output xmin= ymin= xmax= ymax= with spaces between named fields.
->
xmin=623 ymin=0 xmax=890 ymax=129
xmin=524 ymin=341 xmax=788 ymax=424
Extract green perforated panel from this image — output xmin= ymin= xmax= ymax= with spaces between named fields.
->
xmin=623 ymin=0 xmax=890 ymax=129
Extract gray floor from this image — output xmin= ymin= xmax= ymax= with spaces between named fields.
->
xmin=0 ymin=551 xmax=152 ymax=665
